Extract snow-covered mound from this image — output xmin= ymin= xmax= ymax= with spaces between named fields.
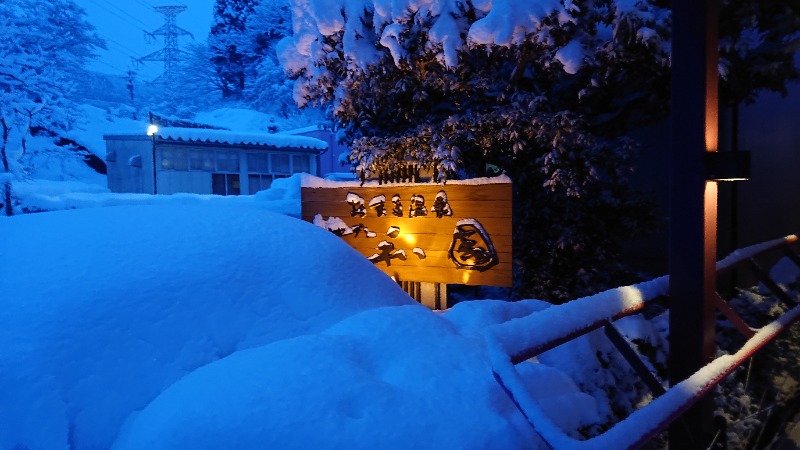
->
xmin=0 ymin=204 xmax=414 ymax=448
xmin=1 ymin=201 xmax=598 ymax=449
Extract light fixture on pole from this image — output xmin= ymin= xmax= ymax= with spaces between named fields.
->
xmin=705 ymin=151 xmax=751 ymax=182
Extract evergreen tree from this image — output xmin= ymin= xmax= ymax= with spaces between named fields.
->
xmin=279 ymin=0 xmax=799 ymax=301
xmin=278 ymin=0 xmax=667 ymax=300
xmin=209 ymin=0 xmax=258 ymax=99
xmin=243 ymin=0 xmax=298 ymax=116
xmin=0 ymin=0 xmax=104 ymax=216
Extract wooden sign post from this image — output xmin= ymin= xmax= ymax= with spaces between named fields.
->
xmin=301 ymin=177 xmax=512 ymax=307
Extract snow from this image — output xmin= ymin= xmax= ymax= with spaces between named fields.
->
xmin=313 ymin=213 xmax=354 ymax=235
xmin=468 ymin=0 xmax=561 ymax=47
xmin=554 ymin=40 xmax=585 ymax=75
xmin=716 ymin=235 xmax=798 ymax=272
xmin=281 ymin=0 xmax=566 ymax=72
xmin=300 ymin=173 xmax=511 ymax=188
xmin=2 ymin=198 xmax=567 ymax=449
xmin=3 ymin=169 xmax=799 ymax=448
xmin=488 ymin=276 xmax=669 ymax=360
xmin=148 ymin=127 xmax=328 ymax=150
xmin=193 ymin=108 xmax=318 ymax=133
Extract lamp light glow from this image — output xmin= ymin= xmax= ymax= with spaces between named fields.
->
xmin=147 ymin=124 xmax=158 ymax=136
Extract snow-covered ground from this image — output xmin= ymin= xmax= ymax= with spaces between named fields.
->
xmin=0 ymin=179 xmax=607 ymax=449
xmin=3 ymin=171 xmax=799 ymax=448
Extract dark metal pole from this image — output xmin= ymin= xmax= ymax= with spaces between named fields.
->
xmin=668 ymin=0 xmax=719 ymax=448
xmin=150 ymin=111 xmax=158 ymax=195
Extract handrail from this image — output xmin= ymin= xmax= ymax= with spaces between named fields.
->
xmin=489 ymin=234 xmax=800 ymax=449
xmin=489 ymin=304 xmax=800 ymax=449
xmin=493 ymin=234 xmax=798 ymax=364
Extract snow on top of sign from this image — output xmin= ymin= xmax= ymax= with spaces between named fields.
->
xmin=152 ymin=127 xmax=328 ymax=150
xmin=346 ymin=192 xmax=365 ymax=203
xmin=368 ymin=194 xmax=386 ymax=206
xmin=299 ymin=173 xmax=511 ymax=188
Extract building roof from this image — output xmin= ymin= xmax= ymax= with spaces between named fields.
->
xmin=280 ymin=125 xmax=327 ymax=136
xmin=104 ymin=127 xmax=328 ymax=151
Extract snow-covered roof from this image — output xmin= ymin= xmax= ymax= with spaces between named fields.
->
xmin=280 ymin=125 xmax=328 ymax=136
xmin=105 ymin=127 xmax=328 ymax=151
xmin=157 ymin=127 xmax=327 ymax=150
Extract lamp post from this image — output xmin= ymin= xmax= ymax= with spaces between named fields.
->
xmin=147 ymin=112 xmax=158 ymax=195
xmin=668 ymin=0 xmax=720 ymax=447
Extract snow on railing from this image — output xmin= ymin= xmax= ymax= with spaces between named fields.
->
xmin=716 ymin=234 xmax=797 ymax=274
xmin=491 ymin=277 xmax=669 ymax=364
xmin=489 ymin=303 xmax=800 ymax=449
xmin=488 ymin=234 xmax=800 ymax=449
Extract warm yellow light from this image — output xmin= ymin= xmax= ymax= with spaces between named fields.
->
xmin=461 ymin=271 xmax=471 ymax=284
xmin=400 ymin=234 xmax=417 ymax=246
xmin=147 ymin=124 xmax=158 ymax=136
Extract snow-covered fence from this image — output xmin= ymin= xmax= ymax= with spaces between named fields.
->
xmin=488 ymin=234 xmax=800 ymax=449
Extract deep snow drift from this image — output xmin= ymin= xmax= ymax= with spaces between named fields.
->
xmin=0 ymin=198 xmax=599 ymax=449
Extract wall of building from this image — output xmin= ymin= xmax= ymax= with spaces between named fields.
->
xmin=105 ymin=136 xmax=319 ymax=196
xmin=105 ymin=136 xmax=154 ymax=194
xmin=288 ymin=129 xmax=349 ymax=176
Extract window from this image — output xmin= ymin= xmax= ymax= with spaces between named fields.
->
xmin=212 ymin=173 xmax=240 ymax=195
xmin=216 ymin=151 xmax=239 ymax=172
xmin=190 ymin=150 xmax=214 ymax=171
xmin=292 ymin=154 xmax=310 ymax=173
xmin=248 ymin=174 xmax=272 ymax=193
xmin=271 ymin=154 xmax=290 ymax=174
xmin=161 ymin=148 xmax=188 ymax=170
xmin=248 ymin=153 xmax=269 ymax=173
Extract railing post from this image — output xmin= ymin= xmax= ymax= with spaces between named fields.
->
xmin=668 ymin=0 xmax=720 ymax=447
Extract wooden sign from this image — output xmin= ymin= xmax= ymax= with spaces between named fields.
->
xmin=301 ymin=178 xmax=512 ymax=286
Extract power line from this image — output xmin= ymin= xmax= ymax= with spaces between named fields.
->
xmin=84 ymin=0 xmax=150 ymax=34
xmin=133 ymin=0 xmax=156 ymax=10
xmin=97 ymin=32 xmax=145 ymax=60
xmin=93 ymin=59 xmax=128 ymax=75
xmin=96 ymin=0 xmax=154 ymax=30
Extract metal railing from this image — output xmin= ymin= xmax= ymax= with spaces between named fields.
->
xmin=488 ymin=235 xmax=800 ymax=449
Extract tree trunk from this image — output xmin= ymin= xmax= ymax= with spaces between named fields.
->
xmin=2 ymin=181 xmax=11 ymax=216
xmin=1 ymin=117 xmax=14 ymax=216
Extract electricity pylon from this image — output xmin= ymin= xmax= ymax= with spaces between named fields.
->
xmin=140 ymin=5 xmax=193 ymax=84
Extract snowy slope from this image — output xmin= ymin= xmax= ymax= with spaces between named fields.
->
xmin=1 ymin=197 xmax=604 ymax=449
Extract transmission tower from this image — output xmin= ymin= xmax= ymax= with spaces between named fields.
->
xmin=140 ymin=5 xmax=193 ymax=84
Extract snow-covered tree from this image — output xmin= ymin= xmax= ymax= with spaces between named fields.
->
xmin=278 ymin=0 xmax=799 ymax=301
xmin=209 ymin=0 xmax=259 ymax=99
xmin=277 ymin=0 xmax=667 ymax=300
xmin=719 ymin=0 xmax=800 ymax=108
xmin=242 ymin=0 xmax=299 ymax=116
xmin=0 ymin=0 xmax=104 ymax=216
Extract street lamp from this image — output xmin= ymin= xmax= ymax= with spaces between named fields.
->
xmin=148 ymin=113 xmax=158 ymax=194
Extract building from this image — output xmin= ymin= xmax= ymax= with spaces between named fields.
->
xmin=280 ymin=125 xmax=350 ymax=177
xmin=104 ymin=127 xmax=327 ymax=195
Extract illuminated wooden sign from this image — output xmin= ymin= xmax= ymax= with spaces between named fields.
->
xmin=301 ymin=177 xmax=512 ymax=286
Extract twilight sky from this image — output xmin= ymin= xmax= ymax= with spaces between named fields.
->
xmin=75 ymin=0 xmax=215 ymax=79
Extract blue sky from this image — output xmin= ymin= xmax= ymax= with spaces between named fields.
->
xmin=75 ymin=0 xmax=215 ymax=79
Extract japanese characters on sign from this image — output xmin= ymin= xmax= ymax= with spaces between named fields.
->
xmin=301 ymin=180 xmax=512 ymax=286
